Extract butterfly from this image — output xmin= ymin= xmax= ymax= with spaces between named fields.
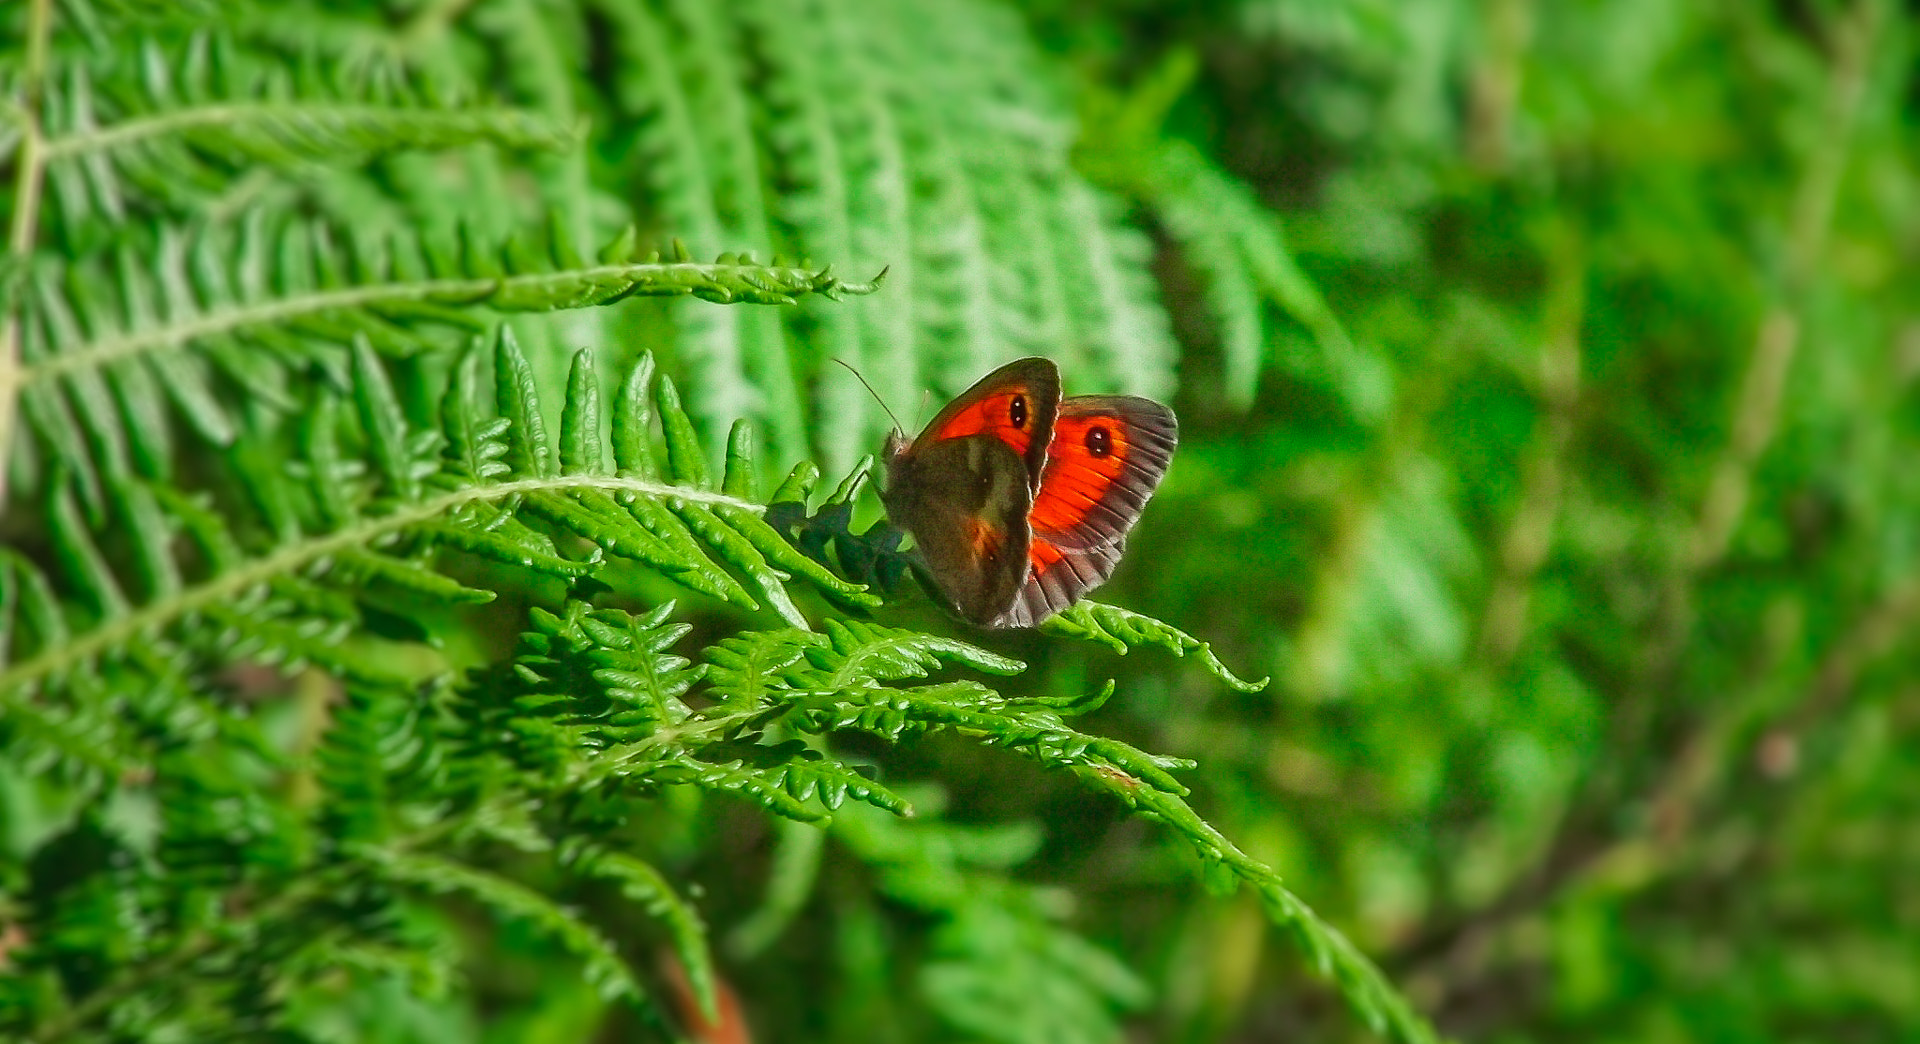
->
xmin=879 ymin=357 xmax=1178 ymax=628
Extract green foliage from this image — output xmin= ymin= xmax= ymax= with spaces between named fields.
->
xmin=1044 ymin=600 xmax=1271 ymax=693
xmin=5 ymin=306 xmax=1401 ymax=1039
xmin=14 ymin=0 xmax=1904 ymax=1042
xmin=1 ymin=4 xmax=1445 ymax=1042
xmin=1029 ymin=0 xmax=1920 ymax=1041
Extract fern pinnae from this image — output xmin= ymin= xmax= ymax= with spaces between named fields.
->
xmin=1 ymin=469 xmax=627 ymax=704
xmin=116 ymin=472 xmax=183 ymax=600
xmin=293 ymin=390 xmax=356 ymax=534
xmin=46 ymin=316 xmax=133 ymax=491
xmin=668 ymin=498 xmax=810 ymax=628
xmin=562 ymin=841 xmax=721 ymax=1022
xmin=33 ymin=35 xmax=576 ymax=215
xmin=520 ymin=488 xmax=677 ymax=571
xmin=491 ymin=324 xmax=553 ymax=479
xmin=48 ymin=478 xmax=129 ymax=618
xmin=348 ymin=334 xmax=420 ymax=502
xmin=662 ymin=0 xmax=813 ymax=464
xmin=1110 ymin=780 xmax=1441 ymax=1044
xmin=577 ymin=601 xmax=704 ymax=729
xmin=610 ymin=348 xmax=659 ymax=479
xmin=714 ymin=498 xmax=880 ymax=610
xmin=768 ymin=458 xmax=821 ymax=505
xmin=366 ymin=848 xmax=644 ymax=1003
xmin=1043 ymin=600 xmax=1271 ymax=693
xmin=737 ymin=0 xmax=872 ymax=471
xmin=590 ymin=0 xmax=758 ymax=446
xmin=1057 ymin=181 xmax=1179 ymax=398
xmin=14 ymin=214 xmax=882 ymax=499
xmin=703 ymin=628 xmax=825 ymax=708
xmin=439 ymin=343 xmax=508 ymax=484
xmin=721 ymin=418 xmax=756 ymax=499
xmin=0 ymin=551 xmax=66 ymax=664
xmin=334 ymin=547 xmax=494 ymax=606
xmin=17 ymin=365 xmax=103 ymax=514
xmin=653 ymin=372 xmax=712 ymax=490
xmin=560 ymin=347 xmax=605 ymax=475
xmin=813 ymin=619 xmax=1024 ymax=691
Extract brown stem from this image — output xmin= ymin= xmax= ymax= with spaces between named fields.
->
xmin=1466 ymin=0 xmax=1534 ymax=171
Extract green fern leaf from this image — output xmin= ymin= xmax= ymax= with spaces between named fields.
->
xmin=9 ymin=217 xmax=884 ymax=501
xmin=655 ymin=373 xmax=713 ymax=489
xmin=365 ymin=848 xmax=643 ymax=1004
xmin=33 ymin=34 xmax=576 ymax=222
xmin=1042 ymin=601 xmax=1270 ymax=693
xmin=560 ymin=348 xmax=607 ymax=475
xmin=1099 ymin=781 xmax=1440 ymax=1044
xmin=492 ymin=325 xmax=555 ymax=480
xmin=803 ymin=619 xmax=1025 ymax=689
xmin=561 ymin=841 xmax=719 ymax=1021
xmin=703 ymin=629 xmax=827 ymax=708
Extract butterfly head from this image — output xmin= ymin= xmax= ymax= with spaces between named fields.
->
xmin=883 ymin=427 xmax=912 ymax=463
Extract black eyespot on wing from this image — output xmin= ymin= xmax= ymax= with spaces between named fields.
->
xmin=1085 ymin=425 xmax=1112 ymax=458
xmin=1010 ymin=394 xmax=1028 ymax=429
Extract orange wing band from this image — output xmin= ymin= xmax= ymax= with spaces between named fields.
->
xmin=1028 ymin=414 xmax=1130 ymax=534
xmin=935 ymin=390 xmax=1035 ymax=458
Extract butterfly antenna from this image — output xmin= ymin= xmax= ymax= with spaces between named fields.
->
xmin=833 ymin=358 xmax=908 ymax=432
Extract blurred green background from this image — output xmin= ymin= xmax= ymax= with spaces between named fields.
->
xmin=6 ymin=0 xmax=1920 ymax=1041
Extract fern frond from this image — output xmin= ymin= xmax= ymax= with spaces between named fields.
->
xmin=515 ymin=599 xmax=705 ymax=738
xmin=1053 ymin=180 xmax=1179 ymax=397
xmin=364 ymin=848 xmax=643 ymax=1004
xmin=1092 ymin=776 xmax=1440 ymax=1044
xmin=315 ymin=682 xmax=448 ymax=843
xmin=591 ymin=0 xmax=814 ymax=463
xmin=473 ymin=331 xmax=880 ymax=623
xmin=561 ymin=840 xmax=719 ymax=1022
xmin=703 ymin=628 xmax=826 ymax=707
xmin=577 ymin=0 xmax=1189 ymax=471
xmin=32 ymin=34 xmax=575 ymax=227
xmin=0 ymin=322 xmax=902 ymax=775
xmin=1167 ymin=143 xmax=1362 ymax=404
xmin=1043 ymin=600 xmax=1271 ymax=692
xmin=13 ymin=216 xmax=883 ymax=503
xmin=804 ymin=619 xmax=1027 ymax=689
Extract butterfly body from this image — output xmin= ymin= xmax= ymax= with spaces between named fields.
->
xmin=879 ymin=358 xmax=1176 ymax=628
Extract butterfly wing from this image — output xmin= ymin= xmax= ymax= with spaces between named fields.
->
xmin=882 ymin=435 xmax=1035 ymax=623
xmin=991 ymin=396 xmax=1179 ymax=628
xmin=880 ymin=358 xmax=1063 ymax=624
xmin=1030 ymin=396 xmax=1178 ymax=550
xmin=905 ymin=357 xmax=1061 ymax=491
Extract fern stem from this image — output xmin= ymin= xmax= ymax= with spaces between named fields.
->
xmin=5 ymin=0 xmax=51 ymax=256
xmin=590 ymin=706 xmax=772 ymax=780
xmin=36 ymin=101 xmax=515 ymax=161
xmin=0 ymin=0 xmax=54 ymax=509
xmin=1119 ymin=780 xmax=1440 ymax=1044
xmin=0 ymin=475 xmax=760 ymax=697
xmin=21 ymin=261 xmax=872 ymax=386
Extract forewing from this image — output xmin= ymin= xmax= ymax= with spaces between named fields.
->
xmin=911 ymin=357 xmax=1062 ymax=491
